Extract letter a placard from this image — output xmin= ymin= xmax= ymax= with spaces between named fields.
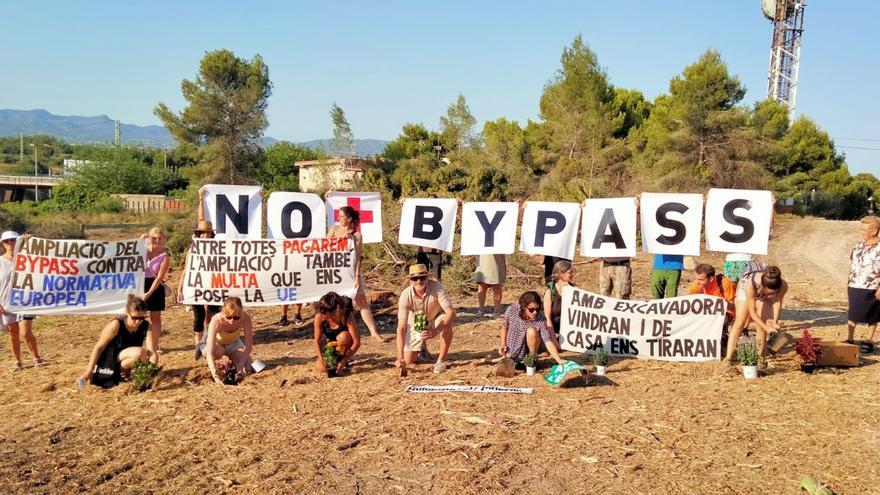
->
xmin=580 ymin=198 xmax=637 ymax=258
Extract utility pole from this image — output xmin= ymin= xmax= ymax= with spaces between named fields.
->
xmin=114 ymin=120 xmax=121 ymax=147
xmin=19 ymin=131 xmax=24 ymax=162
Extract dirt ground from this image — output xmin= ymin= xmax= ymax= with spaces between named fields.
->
xmin=1 ymin=216 xmax=878 ymax=494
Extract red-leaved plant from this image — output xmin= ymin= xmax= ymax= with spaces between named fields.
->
xmin=795 ymin=328 xmax=822 ymax=365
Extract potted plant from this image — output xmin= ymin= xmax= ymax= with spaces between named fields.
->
xmin=523 ymin=353 xmax=537 ymax=376
xmin=323 ymin=342 xmax=340 ymax=378
xmin=795 ymin=328 xmax=822 ymax=373
xmin=593 ymin=349 xmax=609 ymax=376
xmin=215 ymin=360 xmax=240 ymax=385
xmin=736 ymin=338 xmax=759 ymax=379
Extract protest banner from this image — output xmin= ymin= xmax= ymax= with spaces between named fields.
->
xmin=4 ymin=236 xmax=146 ymax=315
xmin=266 ymin=192 xmax=326 ymax=239
xmin=639 ymin=192 xmax=704 ymax=256
xmin=559 ymin=286 xmax=725 ymax=362
xmin=398 ymin=198 xmax=458 ymax=252
xmin=704 ymin=188 xmax=774 ymax=255
xmin=204 ymin=184 xmax=263 ymax=239
xmin=325 ymin=192 xmax=383 ymax=244
xmin=180 ymin=237 xmax=356 ymax=306
xmin=580 ymin=197 xmax=638 ymax=258
xmin=519 ymin=201 xmax=581 ymax=259
xmin=460 ymin=202 xmax=519 ymax=255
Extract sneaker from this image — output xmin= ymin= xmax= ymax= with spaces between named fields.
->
xmin=278 ymin=315 xmax=290 ymax=327
xmin=433 ymin=360 xmax=448 ymax=374
xmin=292 ymin=315 xmax=304 ymax=326
xmin=34 ymin=357 xmax=46 ymax=367
xmin=194 ymin=346 xmax=203 ymax=361
xmin=11 ymin=361 xmax=21 ymax=372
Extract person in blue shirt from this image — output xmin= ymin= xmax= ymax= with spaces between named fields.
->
xmin=651 ymin=254 xmax=684 ymax=299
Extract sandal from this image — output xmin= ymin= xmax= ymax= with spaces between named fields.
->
xmin=11 ymin=361 xmax=21 ymax=372
xmin=34 ymin=357 xmax=46 ymax=367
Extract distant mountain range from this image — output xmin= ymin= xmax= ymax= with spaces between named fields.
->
xmin=0 ymin=109 xmax=388 ymax=156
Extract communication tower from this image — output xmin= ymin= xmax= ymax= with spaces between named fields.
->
xmin=762 ymin=0 xmax=806 ymax=118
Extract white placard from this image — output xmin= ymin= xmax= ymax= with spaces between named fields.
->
xmin=580 ymin=198 xmax=638 ymax=258
xmin=398 ymin=198 xmax=459 ymax=252
xmin=705 ymin=189 xmax=773 ymax=255
xmin=559 ymin=286 xmax=725 ymax=362
xmin=267 ymin=192 xmax=326 ymax=240
xmin=325 ymin=192 xmax=384 ymax=244
xmin=204 ymin=184 xmax=263 ymax=239
xmin=639 ymin=193 xmax=703 ymax=256
xmin=4 ymin=237 xmax=146 ymax=315
xmin=519 ymin=201 xmax=581 ymax=259
xmin=460 ymin=202 xmax=519 ymax=255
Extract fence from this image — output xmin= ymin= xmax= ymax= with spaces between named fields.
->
xmin=112 ymin=194 xmax=183 ymax=214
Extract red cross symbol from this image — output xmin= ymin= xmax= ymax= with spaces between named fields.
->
xmin=333 ymin=196 xmax=375 ymax=232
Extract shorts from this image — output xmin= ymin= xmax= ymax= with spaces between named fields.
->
xmin=724 ymin=261 xmax=750 ymax=282
xmin=144 ymin=278 xmax=166 ymax=312
xmin=599 ymin=261 xmax=632 ymax=299
xmin=403 ymin=314 xmax=447 ymax=352
xmin=2 ymin=313 xmax=34 ymax=325
xmin=199 ymin=338 xmax=245 ymax=356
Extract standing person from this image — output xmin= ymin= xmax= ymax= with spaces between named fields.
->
xmin=202 ymin=297 xmax=254 ymax=383
xmin=312 ymin=292 xmax=361 ymax=374
xmin=846 ymin=216 xmax=880 ymax=343
xmin=650 ymin=254 xmax=684 ymax=299
xmin=543 ymin=260 xmax=575 ymax=340
xmin=417 ymin=246 xmax=443 ymax=281
xmin=599 ymin=256 xmax=632 ymax=300
xmin=724 ymin=253 xmax=753 ymax=291
xmin=541 ymin=255 xmax=565 ymax=285
xmin=277 ymin=304 xmax=304 ymax=327
xmin=474 ymin=254 xmax=506 ymax=317
xmin=78 ymin=295 xmax=156 ymax=386
xmin=396 ymin=264 xmax=456 ymax=373
xmin=0 ymin=231 xmax=44 ymax=371
xmin=178 ymin=219 xmax=222 ymax=360
xmin=327 ymin=205 xmax=385 ymax=343
xmin=142 ymin=227 xmax=169 ymax=362
xmin=723 ymin=263 xmax=788 ymax=363
xmin=500 ymin=291 xmax=566 ymax=368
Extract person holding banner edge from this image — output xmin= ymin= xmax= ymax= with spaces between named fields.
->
xmin=142 ymin=226 xmax=169 ymax=362
xmin=0 ymin=231 xmax=45 ymax=371
xmin=327 ymin=204 xmax=386 ymax=344
xmin=178 ymin=219 xmax=222 ymax=360
xmin=396 ymin=264 xmax=456 ymax=373
xmin=723 ymin=263 xmax=788 ymax=364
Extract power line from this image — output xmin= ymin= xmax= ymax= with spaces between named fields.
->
xmin=837 ymin=145 xmax=880 ymax=151
xmin=834 ymin=138 xmax=880 ymax=142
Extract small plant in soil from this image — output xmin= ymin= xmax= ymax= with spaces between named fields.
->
xmin=736 ymin=338 xmax=759 ymax=366
xmin=523 ymin=353 xmax=537 ymax=368
xmin=215 ymin=360 xmax=240 ymax=386
xmin=323 ymin=342 xmax=340 ymax=376
xmin=412 ymin=311 xmax=428 ymax=334
xmin=795 ymin=328 xmax=822 ymax=368
xmin=593 ymin=348 xmax=609 ymax=367
xmin=130 ymin=360 xmax=161 ymax=392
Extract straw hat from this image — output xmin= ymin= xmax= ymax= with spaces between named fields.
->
xmin=194 ymin=219 xmax=214 ymax=234
xmin=407 ymin=264 xmax=429 ymax=279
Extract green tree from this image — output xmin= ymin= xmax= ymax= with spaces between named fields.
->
xmin=382 ymin=123 xmax=438 ymax=163
xmin=154 ymin=49 xmax=272 ymax=184
xmin=440 ymin=94 xmax=478 ymax=154
xmin=257 ymin=141 xmax=322 ymax=192
xmin=640 ymin=50 xmax=768 ymax=191
xmin=330 ymin=103 xmax=355 ymax=157
xmin=779 ymin=116 xmax=843 ymax=177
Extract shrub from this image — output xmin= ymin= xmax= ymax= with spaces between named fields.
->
xmin=523 ymin=353 xmax=537 ymax=367
xmin=736 ymin=338 xmax=759 ymax=366
xmin=795 ymin=328 xmax=821 ymax=365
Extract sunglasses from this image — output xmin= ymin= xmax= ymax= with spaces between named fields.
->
xmin=525 ymin=306 xmax=540 ymax=313
xmin=411 ymin=276 xmax=427 ymax=282
xmin=228 ymin=316 xmax=241 ymax=320
xmin=129 ymin=315 xmax=146 ymax=321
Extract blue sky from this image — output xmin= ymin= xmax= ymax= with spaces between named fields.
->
xmin=3 ymin=1 xmax=877 ymax=175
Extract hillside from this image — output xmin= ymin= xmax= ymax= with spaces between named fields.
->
xmin=0 ymin=109 xmax=388 ymax=155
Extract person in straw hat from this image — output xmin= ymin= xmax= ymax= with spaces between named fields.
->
xmin=395 ymin=263 xmax=456 ymax=373
xmin=177 ymin=186 xmax=223 ymax=360
xmin=0 ymin=231 xmax=45 ymax=371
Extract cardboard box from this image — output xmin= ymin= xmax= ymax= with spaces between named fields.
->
xmin=815 ymin=340 xmax=860 ymax=367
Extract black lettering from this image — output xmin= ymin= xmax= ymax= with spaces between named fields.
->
xmin=216 ymin=194 xmax=250 ymax=235
xmin=719 ymin=199 xmax=755 ymax=243
xmin=592 ymin=208 xmax=626 ymax=249
xmin=474 ymin=210 xmax=505 ymax=247
xmin=281 ymin=201 xmax=312 ymax=239
xmin=413 ymin=206 xmax=443 ymax=241
xmin=535 ymin=211 xmax=566 ymax=247
xmin=655 ymin=202 xmax=688 ymax=245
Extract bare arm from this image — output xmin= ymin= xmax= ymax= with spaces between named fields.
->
xmin=198 ymin=186 xmax=207 ymax=221
xmin=177 ymin=247 xmax=191 ymax=300
xmin=79 ymin=320 xmax=120 ymax=381
xmin=395 ymin=297 xmax=408 ymax=366
xmin=340 ymin=315 xmax=361 ymax=369
xmin=499 ymin=322 xmax=509 ymax=356
xmin=542 ymin=289 xmax=553 ymax=330
xmin=313 ymin=314 xmax=326 ymax=371
xmin=145 ymin=321 xmax=159 ymax=365
xmin=242 ymin=313 xmax=254 ymax=362
xmin=204 ymin=318 xmax=220 ymax=382
xmin=745 ymin=283 xmax=770 ymax=333
xmin=770 ymin=282 xmax=788 ymax=328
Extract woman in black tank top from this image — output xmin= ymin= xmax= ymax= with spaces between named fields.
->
xmin=79 ymin=295 xmax=158 ymax=385
xmin=313 ymin=292 xmax=361 ymax=374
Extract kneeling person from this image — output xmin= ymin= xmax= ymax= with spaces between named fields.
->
xmin=500 ymin=291 xmax=565 ymax=368
xmin=396 ymin=264 xmax=456 ymax=373
xmin=203 ymin=297 xmax=254 ymax=383
xmin=313 ymin=292 xmax=361 ymax=374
